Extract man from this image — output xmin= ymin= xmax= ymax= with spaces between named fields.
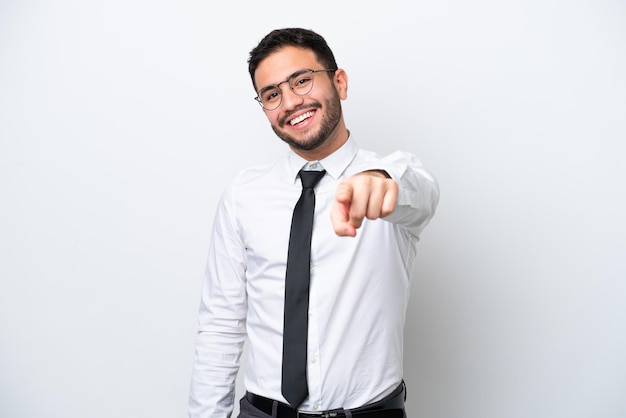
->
xmin=189 ymin=28 xmax=439 ymax=418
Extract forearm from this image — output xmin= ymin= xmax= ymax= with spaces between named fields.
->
xmin=384 ymin=160 xmax=439 ymax=237
xmin=188 ymin=325 xmax=246 ymax=418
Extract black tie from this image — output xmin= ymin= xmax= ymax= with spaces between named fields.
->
xmin=281 ymin=169 xmax=326 ymax=408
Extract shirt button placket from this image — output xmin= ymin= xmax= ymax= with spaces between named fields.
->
xmin=307 ymin=268 xmax=323 ymax=411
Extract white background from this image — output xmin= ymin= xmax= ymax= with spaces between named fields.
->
xmin=1 ymin=1 xmax=625 ymax=417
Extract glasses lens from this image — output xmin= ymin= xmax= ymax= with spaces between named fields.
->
xmin=259 ymin=87 xmax=281 ymax=110
xmin=290 ymin=72 xmax=315 ymax=96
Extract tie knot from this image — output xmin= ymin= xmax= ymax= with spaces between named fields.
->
xmin=298 ymin=169 xmax=326 ymax=189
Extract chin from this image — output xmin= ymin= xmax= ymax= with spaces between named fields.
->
xmin=286 ymin=135 xmax=327 ymax=152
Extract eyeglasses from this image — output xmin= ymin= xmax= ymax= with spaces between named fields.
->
xmin=254 ymin=69 xmax=336 ymax=110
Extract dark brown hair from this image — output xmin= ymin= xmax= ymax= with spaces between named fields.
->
xmin=248 ymin=28 xmax=338 ymax=91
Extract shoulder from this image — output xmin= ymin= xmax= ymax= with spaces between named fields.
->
xmin=220 ymin=155 xmax=290 ymax=201
xmin=347 ymin=148 xmax=422 ymax=177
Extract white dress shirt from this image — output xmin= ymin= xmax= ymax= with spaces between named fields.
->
xmin=188 ymin=137 xmax=439 ymax=418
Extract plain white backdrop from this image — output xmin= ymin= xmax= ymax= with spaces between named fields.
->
xmin=1 ymin=1 xmax=625 ymax=417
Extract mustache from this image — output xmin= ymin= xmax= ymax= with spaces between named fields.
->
xmin=278 ymin=103 xmax=322 ymax=125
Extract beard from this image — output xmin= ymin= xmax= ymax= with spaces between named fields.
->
xmin=271 ymin=90 xmax=342 ymax=152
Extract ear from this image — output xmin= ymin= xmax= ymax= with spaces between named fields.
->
xmin=333 ymin=68 xmax=348 ymax=100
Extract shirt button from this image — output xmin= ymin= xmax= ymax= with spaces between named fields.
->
xmin=313 ymin=405 xmax=319 ymax=410
xmin=310 ymin=163 xmax=318 ymax=169
xmin=311 ymin=356 xmax=317 ymax=364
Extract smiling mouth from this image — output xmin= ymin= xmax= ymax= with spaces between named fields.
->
xmin=289 ymin=111 xmax=315 ymax=126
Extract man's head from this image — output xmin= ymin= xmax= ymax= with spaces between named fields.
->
xmin=248 ymin=28 xmax=349 ymax=161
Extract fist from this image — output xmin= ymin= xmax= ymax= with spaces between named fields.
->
xmin=330 ymin=170 xmax=398 ymax=237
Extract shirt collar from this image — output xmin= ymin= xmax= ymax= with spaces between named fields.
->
xmin=287 ymin=136 xmax=358 ymax=184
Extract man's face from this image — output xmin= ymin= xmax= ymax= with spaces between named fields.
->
xmin=253 ymin=46 xmax=347 ymax=155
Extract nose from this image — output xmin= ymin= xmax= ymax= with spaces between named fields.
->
xmin=280 ymin=85 xmax=305 ymax=110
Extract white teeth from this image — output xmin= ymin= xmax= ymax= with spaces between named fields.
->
xmin=289 ymin=111 xmax=314 ymax=126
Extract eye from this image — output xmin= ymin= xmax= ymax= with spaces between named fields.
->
xmin=292 ymin=76 xmax=313 ymax=91
xmin=263 ymin=88 xmax=280 ymax=103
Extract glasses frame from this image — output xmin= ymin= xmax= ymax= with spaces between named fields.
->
xmin=254 ymin=68 xmax=337 ymax=111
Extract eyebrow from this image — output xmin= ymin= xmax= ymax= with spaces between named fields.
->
xmin=257 ymin=69 xmax=312 ymax=95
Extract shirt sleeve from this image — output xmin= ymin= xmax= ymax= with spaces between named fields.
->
xmin=351 ymin=150 xmax=440 ymax=238
xmin=188 ymin=183 xmax=248 ymax=418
